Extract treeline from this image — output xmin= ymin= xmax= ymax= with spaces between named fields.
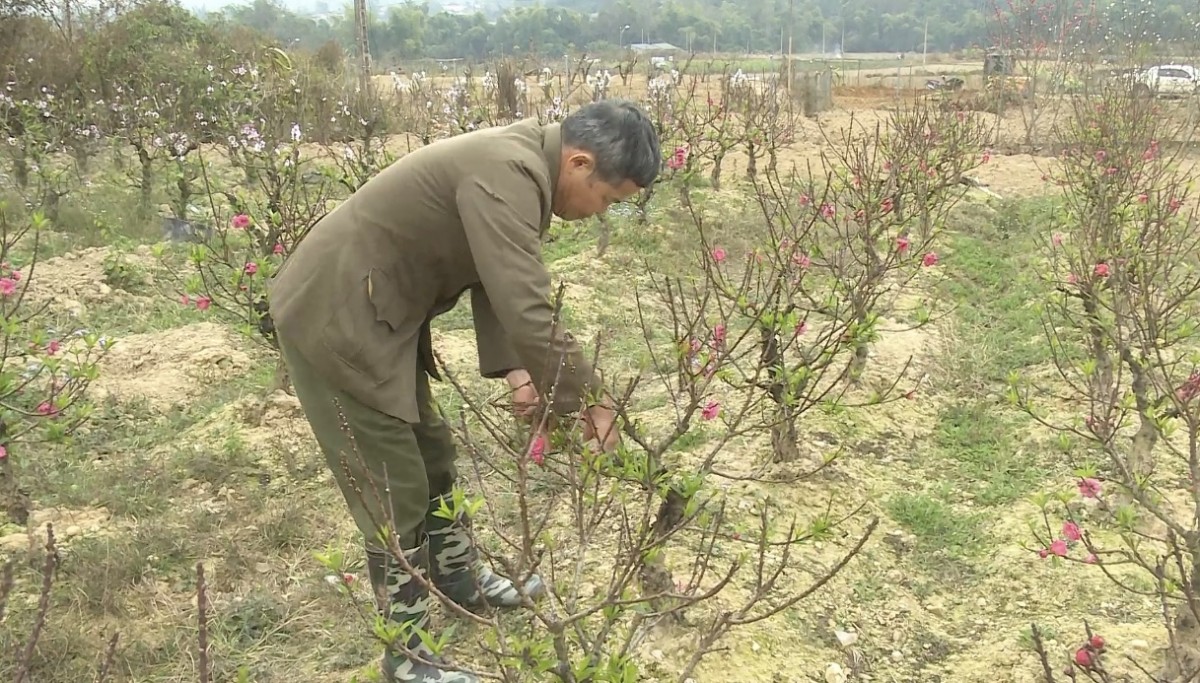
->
xmin=207 ymin=0 xmax=1200 ymax=62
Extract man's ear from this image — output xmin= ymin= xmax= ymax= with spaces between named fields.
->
xmin=566 ymin=150 xmax=595 ymax=172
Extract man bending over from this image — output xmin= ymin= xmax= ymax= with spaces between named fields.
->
xmin=266 ymin=100 xmax=661 ymax=682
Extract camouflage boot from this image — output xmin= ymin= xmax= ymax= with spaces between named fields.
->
xmin=367 ymin=541 xmax=479 ymax=683
xmin=425 ymin=495 xmax=546 ymax=612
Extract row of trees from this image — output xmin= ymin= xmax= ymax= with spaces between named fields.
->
xmin=209 ymin=0 xmax=1200 ymax=62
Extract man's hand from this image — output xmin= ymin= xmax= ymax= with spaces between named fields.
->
xmin=505 ymin=369 xmax=540 ymax=420
xmin=580 ymin=404 xmax=621 ymax=453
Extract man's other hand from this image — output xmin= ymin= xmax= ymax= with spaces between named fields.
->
xmin=505 ymin=369 xmax=540 ymax=420
xmin=581 ymin=404 xmax=620 ymax=453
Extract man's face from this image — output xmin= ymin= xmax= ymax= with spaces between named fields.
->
xmin=554 ymin=150 xmax=642 ymax=221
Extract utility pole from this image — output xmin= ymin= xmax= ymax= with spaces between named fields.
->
xmin=354 ymin=0 xmax=371 ymax=96
xmin=787 ymin=0 xmax=796 ymax=96
xmin=923 ymin=18 xmax=928 ymax=65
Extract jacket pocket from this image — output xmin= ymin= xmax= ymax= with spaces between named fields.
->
xmin=365 ymin=267 xmax=407 ymax=330
xmin=321 ymin=268 xmax=413 ymax=385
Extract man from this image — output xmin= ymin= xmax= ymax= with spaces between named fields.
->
xmin=266 ymin=99 xmax=661 ymax=682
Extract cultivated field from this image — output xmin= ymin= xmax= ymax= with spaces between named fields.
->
xmin=4 ymin=46 xmax=1200 ymax=683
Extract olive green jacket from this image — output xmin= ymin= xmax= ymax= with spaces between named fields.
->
xmin=267 ymin=118 xmax=599 ymax=424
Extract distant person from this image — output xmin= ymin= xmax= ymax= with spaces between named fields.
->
xmin=266 ymin=100 xmax=661 ymax=681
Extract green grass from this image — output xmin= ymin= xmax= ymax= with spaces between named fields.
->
xmin=890 ymin=198 xmax=1067 ymax=514
xmin=874 ymin=198 xmax=1066 ymax=575
xmin=929 ymin=402 xmax=1043 ymax=506
xmin=937 ymin=198 xmax=1060 ymax=385
xmin=886 ymin=492 xmax=986 ymax=556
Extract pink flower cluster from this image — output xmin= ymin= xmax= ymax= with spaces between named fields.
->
xmin=1078 ymin=477 xmax=1101 ymax=498
xmin=180 ymin=294 xmax=212 ymax=311
xmin=178 ymin=212 xmax=284 ymax=310
xmin=1037 ymin=478 xmax=1102 ymax=562
xmin=667 ymin=145 xmax=687 ymax=171
xmin=231 ymin=212 xmax=284 ymax=254
xmin=0 ymin=261 xmax=22 ymax=297
xmin=1176 ymin=370 xmax=1200 ymax=404
xmin=231 ymin=211 xmax=283 ymax=254
xmin=1071 ymin=634 xmax=1106 ymax=672
xmin=528 ymin=433 xmax=546 ymax=466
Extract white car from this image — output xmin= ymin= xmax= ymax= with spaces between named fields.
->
xmin=1130 ymin=64 xmax=1200 ymax=98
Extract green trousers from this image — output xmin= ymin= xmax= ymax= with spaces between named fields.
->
xmin=278 ymin=336 xmax=458 ymax=551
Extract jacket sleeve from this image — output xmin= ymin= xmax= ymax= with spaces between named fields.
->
xmin=469 ymin=284 xmax=522 ymax=378
xmin=456 ymin=167 xmax=600 ymax=414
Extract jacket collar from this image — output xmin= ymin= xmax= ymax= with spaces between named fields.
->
xmin=541 ymin=122 xmax=562 ymax=199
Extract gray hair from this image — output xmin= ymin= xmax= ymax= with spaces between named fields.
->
xmin=560 ymin=100 xmax=661 ymax=188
